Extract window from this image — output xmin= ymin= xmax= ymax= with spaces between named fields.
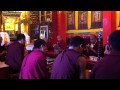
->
xmin=39 ymin=11 xmax=52 ymax=23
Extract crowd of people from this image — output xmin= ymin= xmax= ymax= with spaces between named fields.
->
xmin=0 ymin=30 xmax=119 ymax=79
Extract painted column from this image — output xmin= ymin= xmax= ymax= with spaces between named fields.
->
xmin=57 ymin=11 xmax=66 ymax=42
xmin=52 ymin=11 xmax=58 ymax=44
xmin=103 ymin=11 xmax=116 ymax=46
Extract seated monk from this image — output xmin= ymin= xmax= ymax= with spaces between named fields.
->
xmin=44 ymin=38 xmax=53 ymax=52
xmin=53 ymin=35 xmax=67 ymax=54
xmin=0 ymin=37 xmax=7 ymax=61
xmin=86 ymin=34 xmax=104 ymax=58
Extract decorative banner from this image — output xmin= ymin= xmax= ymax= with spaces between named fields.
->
xmin=2 ymin=11 xmax=21 ymax=16
xmin=67 ymin=11 xmax=75 ymax=30
xmin=78 ymin=11 xmax=88 ymax=29
xmin=30 ymin=11 xmax=39 ymax=24
xmin=91 ymin=11 xmax=103 ymax=28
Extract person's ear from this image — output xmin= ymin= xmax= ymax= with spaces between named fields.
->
xmin=40 ymin=44 xmax=43 ymax=48
xmin=80 ymin=44 xmax=83 ymax=48
xmin=40 ymin=45 xmax=43 ymax=50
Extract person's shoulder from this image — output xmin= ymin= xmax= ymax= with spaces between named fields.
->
xmin=77 ymin=55 xmax=87 ymax=63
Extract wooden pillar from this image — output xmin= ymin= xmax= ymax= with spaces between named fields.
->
xmin=57 ymin=11 xmax=66 ymax=43
xmin=52 ymin=11 xmax=58 ymax=44
xmin=103 ymin=11 xmax=116 ymax=46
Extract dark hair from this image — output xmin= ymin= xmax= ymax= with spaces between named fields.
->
xmin=109 ymin=30 xmax=120 ymax=51
xmin=34 ymin=39 xmax=46 ymax=49
xmin=69 ymin=36 xmax=85 ymax=47
xmin=16 ymin=34 xmax=25 ymax=41
xmin=90 ymin=34 xmax=97 ymax=39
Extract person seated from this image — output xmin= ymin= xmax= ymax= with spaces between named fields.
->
xmin=44 ymin=38 xmax=53 ymax=52
xmin=0 ymin=37 xmax=7 ymax=62
xmin=104 ymin=36 xmax=112 ymax=56
xmin=86 ymin=34 xmax=104 ymax=58
xmin=5 ymin=34 xmax=26 ymax=74
xmin=90 ymin=30 xmax=120 ymax=79
xmin=53 ymin=35 xmax=67 ymax=54
xmin=19 ymin=39 xmax=49 ymax=79
xmin=50 ymin=36 xmax=87 ymax=79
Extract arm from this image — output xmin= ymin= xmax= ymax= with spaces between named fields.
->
xmin=36 ymin=56 xmax=49 ymax=79
xmin=89 ymin=47 xmax=97 ymax=55
xmin=77 ymin=56 xmax=87 ymax=79
xmin=104 ymin=44 xmax=111 ymax=55
xmin=14 ymin=46 xmax=24 ymax=70
xmin=0 ymin=50 xmax=6 ymax=56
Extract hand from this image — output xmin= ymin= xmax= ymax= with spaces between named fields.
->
xmin=53 ymin=44 xmax=56 ymax=47
xmin=86 ymin=44 xmax=90 ymax=48
xmin=104 ymin=44 xmax=111 ymax=55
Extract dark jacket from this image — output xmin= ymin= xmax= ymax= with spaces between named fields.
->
xmin=90 ymin=50 xmax=120 ymax=79
xmin=5 ymin=41 xmax=24 ymax=73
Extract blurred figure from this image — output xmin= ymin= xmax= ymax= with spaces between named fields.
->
xmin=86 ymin=34 xmax=104 ymax=57
xmin=104 ymin=36 xmax=112 ymax=56
xmin=15 ymin=31 xmax=21 ymax=36
xmin=19 ymin=39 xmax=49 ymax=79
xmin=0 ymin=37 xmax=6 ymax=61
xmin=86 ymin=34 xmax=98 ymax=56
xmin=5 ymin=34 xmax=25 ymax=74
xmin=44 ymin=38 xmax=53 ymax=52
xmin=53 ymin=35 xmax=67 ymax=54
xmin=51 ymin=36 xmax=87 ymax=79
xmin=90 ymin=30 xmax=120 ymax=79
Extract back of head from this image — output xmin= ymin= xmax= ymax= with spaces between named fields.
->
xmin=34 ymin=39 xmax=46 ymax=49
xmin=16 ymin=34 xmax=25 ymax=41
xmin=109 ymin=30 xmax=120 ymax=51
xmin=69 ymin=36 xmax=85 ymax=47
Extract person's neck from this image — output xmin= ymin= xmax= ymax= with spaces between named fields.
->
xmin=68 ymin=46 xmax=74 ymax=49
xmin=69 ymin=46 xmax=80 ymax=53
xmin=18 ymin=40 xmax=21 ymax=44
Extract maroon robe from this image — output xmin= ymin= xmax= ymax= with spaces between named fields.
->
xmin=19 ymin=49 xmax=49 ymax=79
xmin=90 ymin=50 xmax=120 ymax=79
xmin=57 ymin=40 xmax=67 ymax=52
xmin=5 ymin=41 xmax=24 ymax=73
xmin=46 ymin=41 xmax=53 ymax=52
xmin=50 ymin=49 xmax=82 ymax=79
xmin=88 ymin=41 xmax=104 ymax=57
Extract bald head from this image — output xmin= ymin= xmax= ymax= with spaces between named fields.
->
xmin=57 ymin=35 xmax=62 ymax=42
xmin=90 ymin=34 xmax=97 ymax=44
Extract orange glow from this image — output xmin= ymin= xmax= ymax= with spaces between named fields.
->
xmin=20 ymin=11 xmax=28 ymax=20
xmin=21 ymin=23 xmax=24 ymax=33
xmin=21 ymin=23 xmax=28 ymax=33
xmin=15 ymin=24 xmax=18 ymax=31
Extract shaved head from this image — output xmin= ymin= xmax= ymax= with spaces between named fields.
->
xmin=57 ymin=35 xmax=62 ymax=42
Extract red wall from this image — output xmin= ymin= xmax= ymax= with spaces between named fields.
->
xmin=52 ymin=11 xmax=66 ymax=43
xmin=103 ymin=11 xmax=116 ymax=45
xmin=57 ymin=11 xmax=66 ymax=42
xmin=52 ymin=11 xmax=58 ymax=44
xmin=52 ymin=11 xmax=117 ymax=46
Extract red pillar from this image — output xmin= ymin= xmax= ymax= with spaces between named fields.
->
xmin=52 ymin=11 xmax=58 ymax=44
xmin=103 ymin=11 xmax=116 ymax=46
xmin=57 ymin=11 xmax=66 ymax=42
